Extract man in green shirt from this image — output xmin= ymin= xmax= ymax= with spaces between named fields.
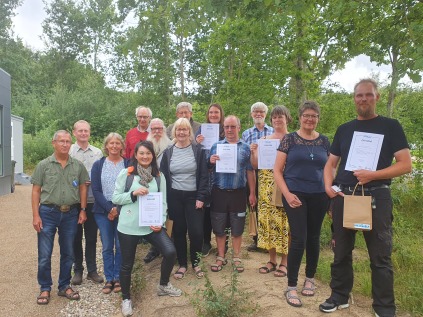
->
xmin=32 ymin=130 xmax=90 ymax=305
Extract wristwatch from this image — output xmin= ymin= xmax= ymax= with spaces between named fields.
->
xmin=80 ymin=207 xmax=87 ymax=211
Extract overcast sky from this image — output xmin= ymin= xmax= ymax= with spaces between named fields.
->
xmin=11 ymin=0 xmax=418 ymax=93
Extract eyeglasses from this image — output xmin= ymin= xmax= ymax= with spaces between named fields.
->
xmin=253 ymin=110 xmax=265 ymax=114
xmin=177 ymin=111 xmax=191 ymax=115
xmin=137 ymin=115 xmax=150 ymax=120
xmin=224 ymin=125 xmax=238 ymax=130
xmin=151 ymin=127 xmax=163 ymax=131
xmin=176 ymin=128 xmax=189 ymax=132
xmin=301 ymin=114 xmax=319 ymax=120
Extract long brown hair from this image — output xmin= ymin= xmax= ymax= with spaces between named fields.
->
xmin=207 ymin=103 xmax=225 ymax=139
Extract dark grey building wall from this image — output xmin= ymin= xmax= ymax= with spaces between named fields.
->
xmin=0 ymin=68 xmax=12 ymax=195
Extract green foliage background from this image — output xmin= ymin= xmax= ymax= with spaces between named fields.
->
xmin=1 ymin=0 xmax=422 ymax=315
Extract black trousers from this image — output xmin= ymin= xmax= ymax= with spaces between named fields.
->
xmin=168 ymin=188 xmax=204 ymax=268
xmin=118 ymin=229 xmax=176 ymax=300
xmin=282 ymin=192 xmax=328 ymax=287
xmin=203 ymin=206 xmax=212 ymax=244
xmin=73 ymin=203 xmax=98 ymax=273
xmin=329 ymin=188 xmax=395 ymax=316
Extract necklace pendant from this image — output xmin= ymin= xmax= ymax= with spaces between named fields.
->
xmin=310 ymin=154 xmax=314 ymax=160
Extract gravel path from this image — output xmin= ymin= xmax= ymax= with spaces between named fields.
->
xmin=1 ymin=185 xmax=408 ymax=317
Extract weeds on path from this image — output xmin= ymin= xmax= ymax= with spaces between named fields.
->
xmin=191 ymin=257 xmax=259 ymax=317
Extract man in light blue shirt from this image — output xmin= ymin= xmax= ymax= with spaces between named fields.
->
xmin=241 ymin=102 xmax=273 ymax=251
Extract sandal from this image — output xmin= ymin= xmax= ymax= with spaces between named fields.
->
xmin=285 ymin=287 xmax=302 ymax=307
xmin=274 ymin=264 xmax=287 ymax=277
xmin=211 ymin=256 xmax=227 ymax=272
xmin=173 ymin=267 xmax=187 ymax=280
xmin=233 ymin=257 xmax=244 ymax=273
xmin=102 ymin=281 xmax=114 ymax=294
xmin=36 ymin=291 xmax=50 ymax=305
xmin=194 ymin=266 xmax=204 ymax=279
xmin=57 ymin=286 xmax=80 ymax=301
xmin=259 ymin=261 xmax=277 ymax=274
xmin=301 ymin=277 xmax=316 ymax=296
xmin=113 ymin=280 xmax=121 ymax=293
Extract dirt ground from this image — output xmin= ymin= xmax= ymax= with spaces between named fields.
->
xmin=0 ymin=185 xmax=405 ymax=317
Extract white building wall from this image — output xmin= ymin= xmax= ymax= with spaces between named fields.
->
xmin=11 ymin=115 xmax=24 ymax=174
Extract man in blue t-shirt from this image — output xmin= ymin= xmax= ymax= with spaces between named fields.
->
xmin=319 ymin=79 xmax=412 ymax=317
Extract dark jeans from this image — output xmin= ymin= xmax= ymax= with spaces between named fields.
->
xmin=118 ymin=229 xmax=176 ymax=300
xmin=330 ymin=188 xmax=395 ymax=316
xmin=283 ymin=192 xmax=328 ymax=287
xmin=169 ymin=188 xmax=204 ymax=268
xmin=73 ymin=203 xmax=98 ymax=273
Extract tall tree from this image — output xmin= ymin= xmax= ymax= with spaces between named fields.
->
xmin=0 ymin=0 xmax=22 ymax=40
xmin=360 ymin=0 xmax=422 ymax=117
xmin=42 ymin=0 xmax=87 ymax=61
xmin=83 ymin=0 xmax=119 ymax=72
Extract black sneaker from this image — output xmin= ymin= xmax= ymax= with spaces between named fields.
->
xmin=319 ymin=298 xmax=349 ymax=313
xmin=247 ymin=242 xmax=258 ymax=252
xmin=202 ymin=243 xmax=212 ymax=257
xmin=144 ymin=249 xmax=160 ymax=263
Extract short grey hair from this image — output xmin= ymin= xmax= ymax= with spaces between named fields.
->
xmin=52 ymin=130 xmax=71 ymax=141
xmin=135 ymin=106 xmax=152 ymax=117
xmin=176 ymin=102 xmax=193 ymax=113
xmin=250 ymin=102 xmax=268 ymax=114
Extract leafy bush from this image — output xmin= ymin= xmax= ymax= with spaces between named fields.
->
xmin=23 ymin=129 xmax=56 ymax=171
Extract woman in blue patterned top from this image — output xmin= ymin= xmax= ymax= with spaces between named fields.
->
xmin=274 ymin=101 xmax=330 ymax=308
xmin=91 ymin=133 xmax=129 ymax=294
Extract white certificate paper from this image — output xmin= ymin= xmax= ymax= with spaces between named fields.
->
xmin=345 ymin=132 xmax=384 ymax=171
xmin=201 ymin=123 xmax=220 ymax=149
xmin=216 ymin=144 xmax=237 ymax=173
xmin=258 ymin=139 xmax=280 ymax=169
xmin=138 ymin=192 xmax=163 ymax=226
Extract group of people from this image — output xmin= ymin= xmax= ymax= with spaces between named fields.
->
xmin=31 ymin=78 xmax=411 ymax=317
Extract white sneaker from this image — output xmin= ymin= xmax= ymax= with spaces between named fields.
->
xmin=121 ymin=299 xmax=133 ymax=316
xmin=157 ymin=282 xmax=182 ymax=297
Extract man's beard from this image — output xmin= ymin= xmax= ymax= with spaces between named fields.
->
xmin=253 ymin=117 xmax=264 ymax=125
xmin=147 ymin=134 xmax=172 ymax=156
xmin=356 ymin=104 xmax=375 ymax=119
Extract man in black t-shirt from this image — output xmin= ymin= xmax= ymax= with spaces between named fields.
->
xmin=319 ymin=79 xmax=412 ymax=317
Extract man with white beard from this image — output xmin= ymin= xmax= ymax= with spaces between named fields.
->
xmin=143 ymin=118 xmax=173 ymax=264
xmin=147 ymin=118 xmax=173 ymax=165
xmin=241 ymin=102 xmax=274 ymax=252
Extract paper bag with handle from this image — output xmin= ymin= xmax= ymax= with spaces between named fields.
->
xmin=248 ymin=205 xmax=258 ymax=237
xmin=271 ymin=182 xmax=283 ymax=207
xmin=343 ymin=183 xmax=372 ymax=231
